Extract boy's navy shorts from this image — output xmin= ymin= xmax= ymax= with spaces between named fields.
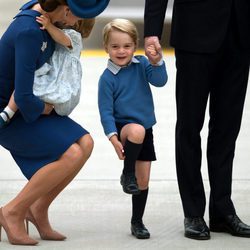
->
xmin=115 ymin=122 xmax=156 ymax=161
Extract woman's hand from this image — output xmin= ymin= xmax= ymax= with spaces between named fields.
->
xmin=42 ymin=103 xmax=54 ymax=115
xmin=110 ymin=135 xmax=125 ymax=160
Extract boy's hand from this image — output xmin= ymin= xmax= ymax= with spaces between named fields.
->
xmin=36 ymin=14 xmax=51 ymax=30
xmin=145 ymin=36 xmax=163 ymax=65
xmin=110 ymin=135 xmax=125 ymax=160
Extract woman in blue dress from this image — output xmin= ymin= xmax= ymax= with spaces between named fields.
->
xmin=0 ymin=0 xmax=109 ymax=246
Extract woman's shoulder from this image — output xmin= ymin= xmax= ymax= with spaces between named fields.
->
xmin=18 ymin=27 xmax=43 ymax=38
xmin=10 ymin=14 xmax=44 ymax=41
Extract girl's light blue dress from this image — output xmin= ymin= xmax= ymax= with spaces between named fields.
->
xmin=33 ymin=29 xmax=82 ymax=116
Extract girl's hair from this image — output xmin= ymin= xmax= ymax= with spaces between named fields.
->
xmin=38 ymin=1 xmax=95 ymax=39
xmin=103 ymin=18 xmax=138 ymax=47
xmin=72 ymin=18 xmax=96 ymax=38
xmin=38 ymin=0 xmax=68 ymax=12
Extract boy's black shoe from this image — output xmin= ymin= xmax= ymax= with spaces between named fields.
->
xmin=120 ymin=173 xmax=140 ymax=195
xmin=131 ymin=221 xmax=150 ymax=239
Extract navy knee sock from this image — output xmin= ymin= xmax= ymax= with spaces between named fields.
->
xmin=123 ymin=139 xmax=142 ymax=175
xmin=131 ymin=188 xmax=149 ymax=223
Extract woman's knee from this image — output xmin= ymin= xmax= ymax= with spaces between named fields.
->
xmin=77 ymin=134 xmax=94 ymax=157
xmin=63 ymin=143 xmax=84 ymax=164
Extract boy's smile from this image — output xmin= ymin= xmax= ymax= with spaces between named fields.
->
xmin=105 ymin=30 xmax=136 ymax=67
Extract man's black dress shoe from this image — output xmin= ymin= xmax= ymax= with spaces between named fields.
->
xmin=210 ymin=214 xmax=250 ymax=237
xmin=131 ymin=221 xmax=150 ymax=239
xmin=120 ymin=173 xmax=140 ymax=195
xmin=184 ymin=217 xmax=210 ymax=240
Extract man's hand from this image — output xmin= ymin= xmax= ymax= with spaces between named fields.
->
xmin=145 ymin=36 xmax=163 ymax=65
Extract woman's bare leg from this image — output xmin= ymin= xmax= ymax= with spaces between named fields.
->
xmin=28 ymin=134 xmax=94 ymax=234
xmin=2 ymin=134 xmax=93 ymax=239
xmin=8 ymin=91 xmax=18 ymax=112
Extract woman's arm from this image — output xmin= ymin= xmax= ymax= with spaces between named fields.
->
xmin=36 ymin=15 xmax=72 ymax=48
xmin=14 ymin=29 xmax=45 ymax=122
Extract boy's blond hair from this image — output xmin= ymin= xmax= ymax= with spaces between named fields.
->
xmin=103 ymin=19 xmax=138 ymax=47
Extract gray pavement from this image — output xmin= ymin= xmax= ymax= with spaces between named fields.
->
xmin=1 ymin=1 xmax=250 ymax=249
xmin=0 ymin=54 xmax=250 ymax=249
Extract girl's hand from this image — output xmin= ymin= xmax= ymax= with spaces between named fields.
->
xmin=42 ymin=103 xmax=54 ymax=115
xmin=36 ymin=14 xmax=51 ymax=30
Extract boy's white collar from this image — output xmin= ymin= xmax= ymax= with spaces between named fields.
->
xmin=107 ymin=57 xmax=140 ymax=75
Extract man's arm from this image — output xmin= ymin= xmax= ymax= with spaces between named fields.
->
xmin=144 ymin=0 xmax=168 ymax=39
xmin=144 ymin=0 xmax=168 ymax=63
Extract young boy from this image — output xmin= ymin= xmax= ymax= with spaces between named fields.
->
xmin=98 ymin=18 xmax=168 ymax=239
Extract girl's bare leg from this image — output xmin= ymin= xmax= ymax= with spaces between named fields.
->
xmin=8 ymin=91 xmax=18 ymax=112
xmin=2 ymin=134 xmax=93 ymax=239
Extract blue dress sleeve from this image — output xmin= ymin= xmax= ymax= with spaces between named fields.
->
xmin=14 ymin=29 xmax=45 ymax=122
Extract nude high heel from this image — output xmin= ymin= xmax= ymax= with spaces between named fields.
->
xmin=0 ymin=207 xmax=38 ymax=245
xmin=26 ymin=209 xmax=66 ymax=241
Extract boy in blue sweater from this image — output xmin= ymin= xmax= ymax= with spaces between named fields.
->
xmin=98 ymin=18 xmax=167 ymax=239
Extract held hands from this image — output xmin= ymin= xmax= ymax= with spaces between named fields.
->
xmin=144 ymin=36 xmax=163 ymax=65
xmin=110 ymin=135 xmax=125 ymax=160
xmin=42 ymin=103 xmax=54 ymax=115
xmin=36 ymin=14 xmax=52 ymax=30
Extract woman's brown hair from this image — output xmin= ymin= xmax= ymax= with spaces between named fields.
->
xmin=38 ymin=0 xmax=68 ymax=12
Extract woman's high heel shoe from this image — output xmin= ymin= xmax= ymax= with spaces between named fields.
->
xmin=0 ymin=207 xmax=38 ymax=245
xmin=25 ymin=209 xmax=66 ymax=241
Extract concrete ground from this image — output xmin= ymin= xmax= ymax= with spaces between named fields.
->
xmin=0 ymin=53 xmax=250 ymax=249
xmin=1 ymin=1 xmax=250 ymax=249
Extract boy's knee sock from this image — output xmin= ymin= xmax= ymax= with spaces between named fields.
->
xmin=123 ymin=139 xmax=143 ymax=175
xmin=131 ymin=188 xmax=149 ymax=223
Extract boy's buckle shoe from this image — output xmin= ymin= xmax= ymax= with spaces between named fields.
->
xmin=120 ymin=173 xmax=140 ymax=195
xmin=131 ymin=221 xmax=150 ymax=239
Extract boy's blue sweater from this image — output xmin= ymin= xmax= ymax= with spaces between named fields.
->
xmin=98 ymin=55 xmax=168 ymax=136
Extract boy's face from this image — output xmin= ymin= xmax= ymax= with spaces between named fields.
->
xmin=105 ymin=30 xmax=136 ymax=67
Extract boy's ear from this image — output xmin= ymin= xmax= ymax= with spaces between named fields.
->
xmin=104 ymin=45 xmax=109 ymax=53
xmin=134 ymin=42 xmax=138 ymax=52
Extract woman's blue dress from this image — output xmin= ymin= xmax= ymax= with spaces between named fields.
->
xmin=0 ymin=1 xmax=88 ymax=179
